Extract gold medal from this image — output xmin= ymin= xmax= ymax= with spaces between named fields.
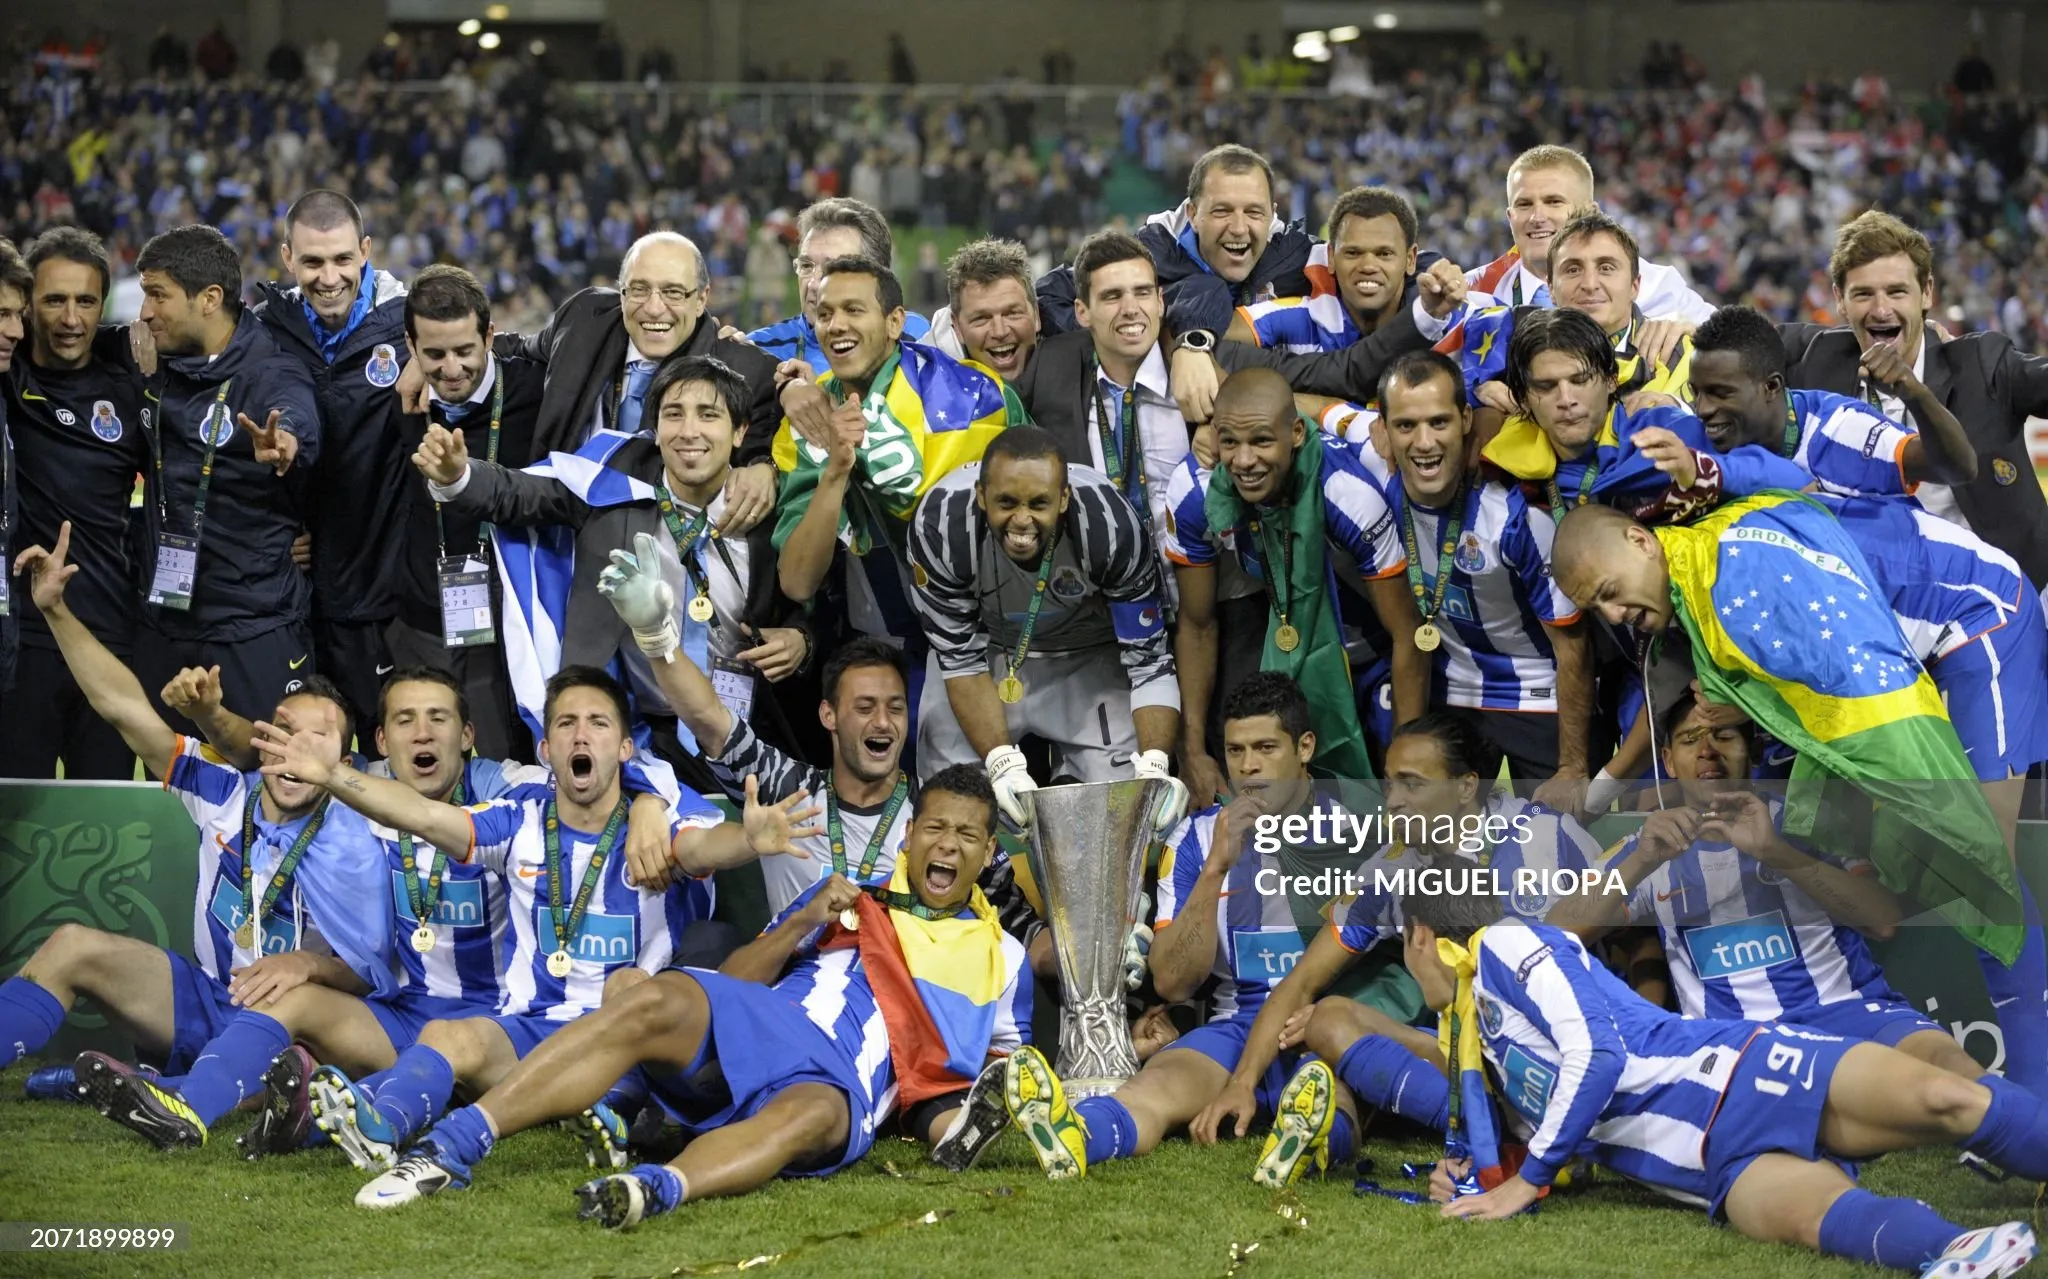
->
xmin=234 ymin=922 xmax=256 ymax=950
xmin=1414 ymin=622 xmax=1442 ymax=653
xmin=547 ymin=949 xmax=574 ymax=978
xmin=997 ymin=675 xmax=1025 ymax=704
xmin=687 ymin=593 xmax=715 ymax=623
xmin=1274 ymin=623 xmax=1301 ymax=653
xmin=411 ymin=925 xmax=437 ymax=954
xmin=839 ymin=908 xmax=860 ymax=931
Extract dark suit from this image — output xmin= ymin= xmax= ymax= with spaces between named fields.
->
xmin=496 ymin=287 xmax=781 ymax=463
xmin=1780 ymin=324 xmax=2048 ymax=590
xmin=1011 ymin=330 xmax=1195 ymax=466
xmin=1213 ymin=281 xmax=1436 ymax=402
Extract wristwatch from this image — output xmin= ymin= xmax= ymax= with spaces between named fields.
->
xmin=1171 ymin=330 xmax=1216 ymax=355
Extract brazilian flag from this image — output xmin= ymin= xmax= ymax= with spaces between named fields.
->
xmin=1653 ymin=492 xmax=2022 ymax=962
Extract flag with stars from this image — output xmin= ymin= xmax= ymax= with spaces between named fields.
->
xmin=1652 ymin=492 xmax=2022 ymax=962
xmin=1434 ymin=302 xmax=1518 ymax=393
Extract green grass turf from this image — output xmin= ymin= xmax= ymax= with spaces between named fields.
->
xmin=2 ymin=1065 xmax=2041 ymax=1279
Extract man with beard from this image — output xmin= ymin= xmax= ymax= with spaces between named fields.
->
xmin=254 ymin=189 xmax=413 ymax=743
xmin=129 ymin=225 xmax=323 ymax=735
xmin=0 ymin=227 xmax=145 ymax=778
xmin=414 ymin=356 xmax=819 ymax=790
xmin=0 ymin=523 xmax=391 ymax=1149
xmin=1689 ymin=302 xmax=1977 ymax=497
xmin=904 ymin=427 xmax=1187 ymax=837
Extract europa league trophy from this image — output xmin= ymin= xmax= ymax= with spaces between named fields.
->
xmin=1025 ymin=777 xmax=1163 ymax=1099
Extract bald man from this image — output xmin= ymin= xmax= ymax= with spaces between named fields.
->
xmin=1163 ymin=369 xmax=1425 ymax=787
xmin=1554 ymin=491 xmax=2048 ymax=1096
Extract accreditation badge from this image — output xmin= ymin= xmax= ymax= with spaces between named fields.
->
xmin=148 ymin=533 xmax=201 ymax=611
xmin=710 ymin=655 xmax=757 ymax=724
xmin=439 ymin=554 xmax=497 ymax=648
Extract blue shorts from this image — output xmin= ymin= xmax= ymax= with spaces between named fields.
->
xmin=159 ymin=950 xmax=236 ymax=1075
xmin=1702 ymin=1025 xmax=1860 ymax=1217
xmin=645 ymin=969 xmax=876 ymax=1176
xmin=1934 ymin=593 xmax=2048 ymax=779
xmin=1158 ymin=1018 xmax=1302 ymax=1122
xmin=1788 ymin=998 xmax=1945 ymax=1048
xmin=367 ymin=993 xmax=495 ymax=1052
xmin=490 ymin=1012 xmax=574 ymax=1060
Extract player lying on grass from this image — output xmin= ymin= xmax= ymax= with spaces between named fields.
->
xmin=1389 ymin=886 xmax=2046 ymax=1277
xmin=954 ymin=672 xmax=1371 ymax=1187
xmin=341 ymin=764 xmax=1032 ymax=1226
xmin=248 ymin=666 xmax=816 ymax=1186
xmin=0 ymin=524 xmax=388 ymax=1140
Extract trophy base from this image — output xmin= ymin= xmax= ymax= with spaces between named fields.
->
xmin=1054 ymin=997 xmax=1139 ymax=1100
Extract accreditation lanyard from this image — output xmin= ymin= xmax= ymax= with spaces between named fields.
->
xmin=169 ymin=378 xmax=234 ymax=535
xmin=237 ymin=790 xmax=329 ymax=947
xmin=434 ymin=359 xmax=504 ymax=559
xmin=657 ymin=483 xmax=746 ymax=628
xmin=1402 ymin=479 xmax=1471 ymax=630
xmin=397 ymin=777 xmax=467 ymax=927
xmin=826 ymin=774 xmax=909 ymax=880
xmin=542 ymin=798 xmax=628 ymax=959
xmin=1091 ymin=361 xmax=1150 ymax=519
xmin=998 ymin=524 xmax=1063 ymax=701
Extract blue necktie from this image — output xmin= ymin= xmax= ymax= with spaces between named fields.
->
xmin=669 ymin=524 xmax=715 ymax=754
xmin=615 ymin=359 xmax=656 ymax=436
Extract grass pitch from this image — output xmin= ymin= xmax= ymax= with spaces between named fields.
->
xmin=0 ymin=1063 xmax=2038 ymax=1279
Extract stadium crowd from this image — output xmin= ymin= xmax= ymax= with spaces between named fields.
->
xmin=3 ymin=21 xmax=2048 ymax=1278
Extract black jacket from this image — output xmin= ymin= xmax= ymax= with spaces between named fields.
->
xmin=1779 ymin=323 xmax=2048 ymax=590
xmin=3 ymin=331 xmax=149 ymax=651
xmin=1037 ymin=211 xmax=1321 ymax=339
xmin=143 ymin=310 xmax=323 ymax=642
xmin=256 ymin=271 xmax=414 ymax=624
xmin=393 ymin=354 xmax=548 ymax=633
xmin=495 ymin=288 xmax=781 ymax=463
xmin=1212 ymin=284 xmax=1436 ymax=402
xmin=1012 ymin=329 xmax=1195 ymax=465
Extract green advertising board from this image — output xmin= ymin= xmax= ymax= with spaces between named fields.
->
xmin=3 ymin=781 xmax=2043 ymax=1071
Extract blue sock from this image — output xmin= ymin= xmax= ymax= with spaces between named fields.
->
xmin=1964 ymin=1072 xmax=2048 ymax=1179
xmin=1327 ymin=1107 xmax=1357 ymax=1166
xmin=177 ymin=1012 xmax=290 ymax=1126
xmin=1976 ymin=878 xmax=2048 ymax=1097
xmin=421 ymin=1103 xmax=496 ymax=1181
xmin=364 ymin=1046 xmax=456 ymax=1144
xmin=1074 ymin=1095 xmax=1140 ymax=1164
xmin=1816 ymin=1187 xmax=1966 ymax=1269
xmin=1335 ymin=1035 xmax=1450 ymax=1129
xmin=0 ymin=977 xmax=66 ymax=1068
xmin=601 ymin=1068 xmax=651 ymax=1113
xmin=630 ymin=1162 xmax=685 ymax=1214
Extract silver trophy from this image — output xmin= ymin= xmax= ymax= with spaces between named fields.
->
xmin=1025 ymin=777 xmax=1163 ymax=1098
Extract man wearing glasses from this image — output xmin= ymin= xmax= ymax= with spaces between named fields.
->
xmin=748 ymin=199 xmax=932 ymax=372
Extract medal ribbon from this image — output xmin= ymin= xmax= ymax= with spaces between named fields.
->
xmin=399 ymin=776 xmax=467 ymax=927
xmin=1091 ymin=360 xmax=1151 ymax=520
xmin=1001 ymin=523 xmax=1063 ymax=690
xmin=1247 ymin=508 xmax=1296 ymax=638
xmin=1401 ymin=479 xmax=1470 ymax=631
xmin=826 ymin=773 xmax=909 ymax=880
xmin=1544 ymin=454 xmax=1600 ymax=525
xmin=872 ymin=886 xmax=954 ymax=921
xmin=434 ymin=358 xmax=504 ymax=558
xmin=657 ymin=482 xmax=747 ymax=627
xmin=239 ymin=789 xmax=329 ymax=946
xmin=543 ymin=797 xmax=629 ymax=961
xmin=1779 ymin=399 xmax=1802 ymax=460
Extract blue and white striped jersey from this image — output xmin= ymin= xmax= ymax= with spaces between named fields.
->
xmin=1467 ymin=924 xmax=1760 ymax=1197
xmin=163 ymin=735 xmax=355 ymax=983
xmin=1383 ymin=475 xmax=1579 ymax=711
xmin=466 ymin=782 xmax=720 ymax=1019
xmin=1333 ymin=795 xmax=1601 ymax=952
xmin=1814 ymin=494 xmax=2030 ymax=662
xmin=1237 ymin=294 xmax=1359 ymax=354
xmin=1161 ymin=434 xmax=1405 ymax=585
xmin=1616 ymin=802 xmax=1901 ymax=1024
xmin=761 ymin=878 xmax=1033 ymax=1129
xmin=1154 ymin=805 xmax=1332 ymax=1025
xmin=1782 ymin=389 xmax=1915 ymax=498
xmin=370 ymin=758 xmax=549 ymax=1006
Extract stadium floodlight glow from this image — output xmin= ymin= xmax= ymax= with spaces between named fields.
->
xmin=457 ymin=18 xmax=481 ymax=36
xmin=1373 ymin=11 xmax=1400 ymax=29
xmin=477 ymin=30 xmax=502 ymax=50
xmin=529 ymin=39 xmax=546 ymax=55
xmin=1292 ymin=32 xmax=1328 ymax=60
xmin=1330 ymin=25 xmax=1362 ymax=42
xmin=484 ymin=3 xmax=510 ymax=19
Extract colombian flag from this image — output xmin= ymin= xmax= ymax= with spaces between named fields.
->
xmin=772 ymin=340 xmax=1027 ymax=555
xmin=1438 ymin=304 xmax=1693 ymax=409
xmin=820 ymin=862 xmax=1011 ymax=1105
xmin=1435 ymin=928 xmax=1539 ymax=1197
xmin=1655 ymin=492 xmax=2023 ymax=962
